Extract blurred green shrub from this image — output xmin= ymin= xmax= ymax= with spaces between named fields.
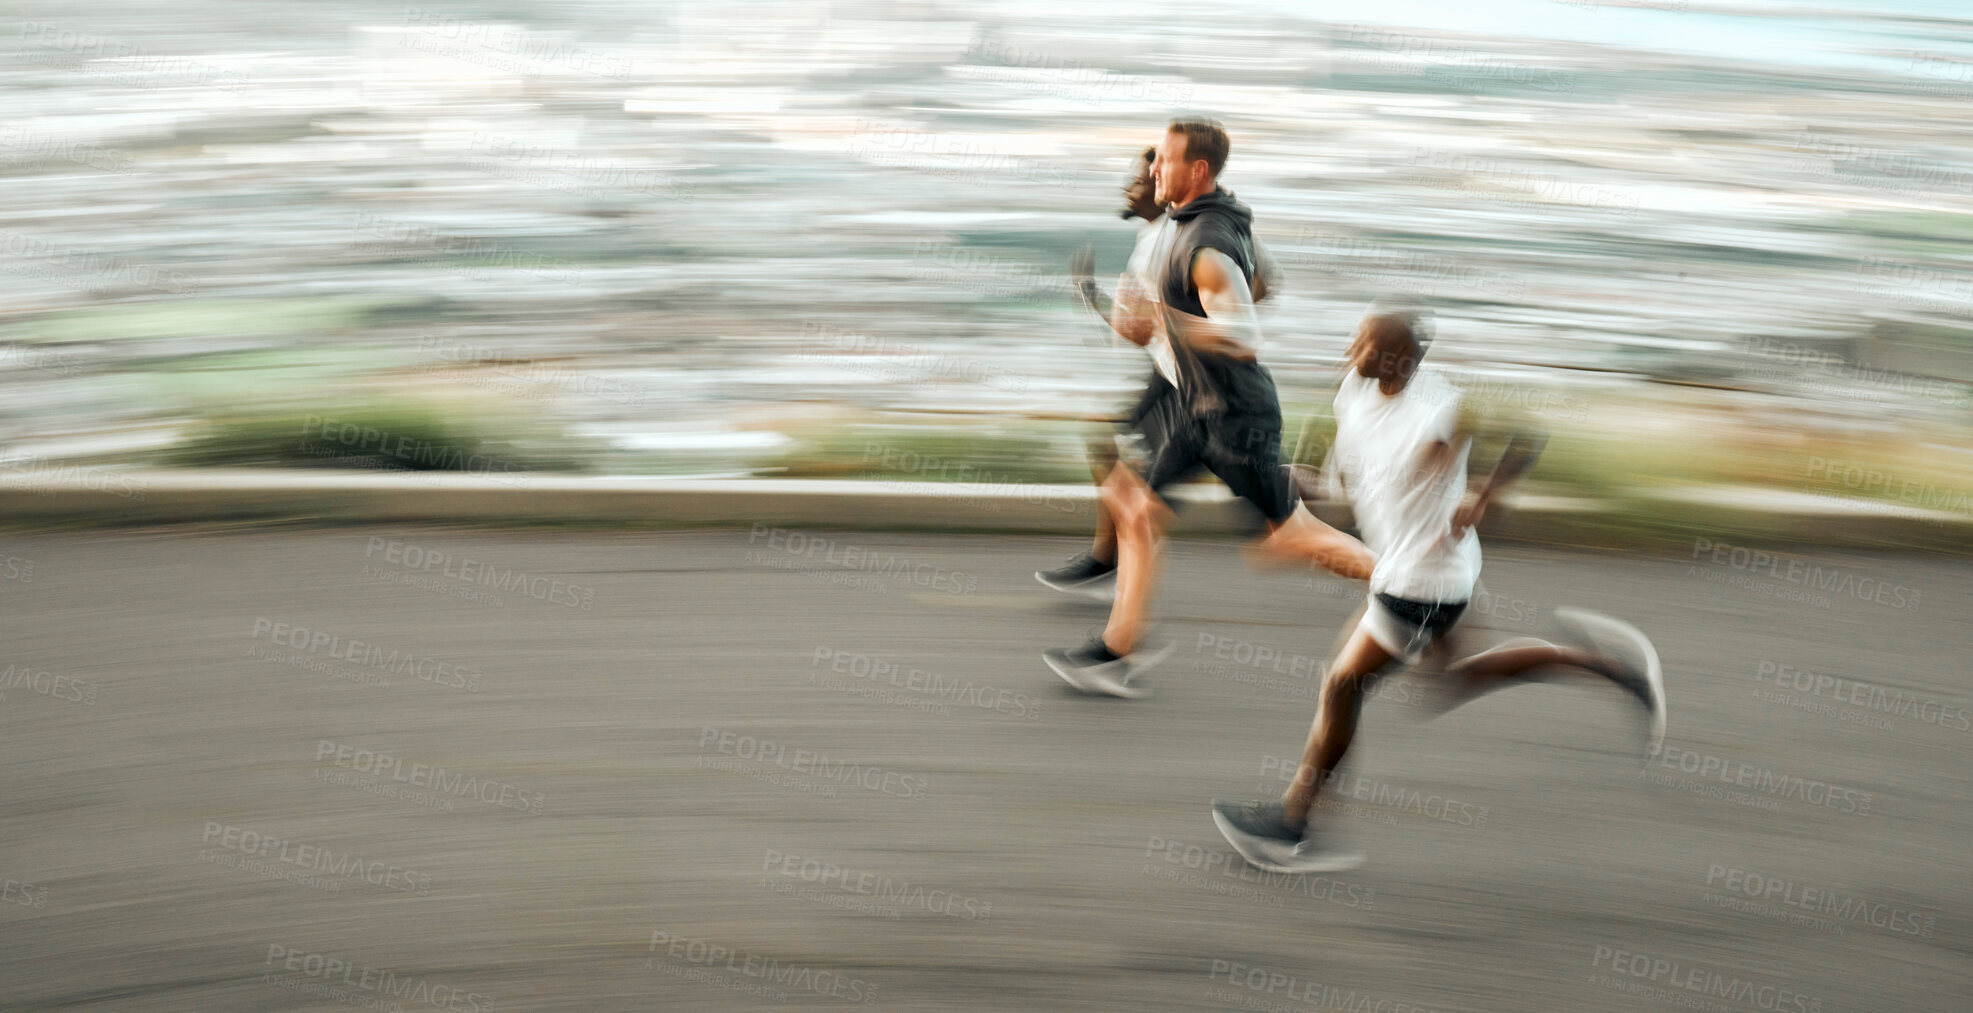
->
xmin=173 ymin=396 xmax=582 ymax=473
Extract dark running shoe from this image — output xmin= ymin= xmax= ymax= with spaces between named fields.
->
xmin=1554 ymin=608 xmax=1666 ymax=763
xmin=1211 ymin=799 xmax=1364 ymax=873
xmin=1043 ymin=634 xmax=1168 ymax=699
xmin=1036 ymin=551 xmax=1117 ymax=600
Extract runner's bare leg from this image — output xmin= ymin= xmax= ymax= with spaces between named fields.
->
xmin=1282 ymin=617 xmax=1399 ymax=829
xmin=1283 ymin=622 xmax=1646 ymax=827
xmin=1252 ymin=502 xmax=1376 ymax=580
xmin=1100 ymin=465 xmax=1167 ymax=655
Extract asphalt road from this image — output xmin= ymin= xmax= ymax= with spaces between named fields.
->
xmin=0 ymin=527 xmax=1966 ymax=1011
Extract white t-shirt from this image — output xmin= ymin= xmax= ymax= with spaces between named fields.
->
xmin=1121 ymin=216 xmax=1179 ymax=387
xmin=1329 ymin=366 xmax=1481 ymax=604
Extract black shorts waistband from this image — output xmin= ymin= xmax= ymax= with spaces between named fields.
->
xmin=1374 ymin=594 xmax=1467 ymax=637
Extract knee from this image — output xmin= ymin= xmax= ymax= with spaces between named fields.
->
xmin=1104 ymin=483 xmax=1153 ymax=531
xmin=1099 ymin=480 xmax=1133 ymax=523
xmin=1115 ymin=497 xmax=1156 ymax=540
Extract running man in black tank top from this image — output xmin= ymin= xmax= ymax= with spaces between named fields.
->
xmin=1044 ymin=119 xmax=1376 ymax=697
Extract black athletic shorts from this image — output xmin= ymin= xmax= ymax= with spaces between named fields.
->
xmin=1373 ymin=595 xmax=1468 ymax=638
xmin=1133 ymin=362 xmax=1294 ymax=524
xmin=1364 ymin=594 xmax=1469 ymax=665
xmin=1122 ymin=372 xmax=1173 ymax=431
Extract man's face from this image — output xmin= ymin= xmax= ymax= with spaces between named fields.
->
xmin=1152 ymin=130 xmax=1195 ymax=208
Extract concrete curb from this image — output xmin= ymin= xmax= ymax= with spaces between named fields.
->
xmin=0 ymin=469 xmax=1965 ymax=550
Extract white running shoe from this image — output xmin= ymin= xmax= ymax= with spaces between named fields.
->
xmin=1554 ymin=608 xmax=1666 ymax=762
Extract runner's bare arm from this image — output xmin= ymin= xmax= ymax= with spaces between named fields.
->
xmin=1252 ymin=238 xmax=1280 ymax=304
xmin=1450 ymin=427 xmax=1547 ymax=536
xmin=1069 ymin=244 xmax=1154 ymax=345
xmin=1164 ymin=249 xmax=1262 ymax=361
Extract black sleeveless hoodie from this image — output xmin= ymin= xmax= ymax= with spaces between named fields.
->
xmin=1159 ymin=188 xmax=1277 ymax=422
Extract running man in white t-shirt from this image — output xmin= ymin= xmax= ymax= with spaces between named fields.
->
xmin=1212 ymin=306 xmax=1667 ymax=873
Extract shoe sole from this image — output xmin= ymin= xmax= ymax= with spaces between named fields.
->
xmin=1554 ymin=608 xmax=1665 ymax=762
xmin=1034 ymin=571 xmax=1116 ymax=603
xmin=1079 ymin=665 xmax=1150 ymax=699
xmin=1044 ymin=649 xmax=1136 ymax=695
xmin=1211 ymin=807 xmax=1365 ymax=874
xmin=1043 ymin=638 xmax=1172 ymax=699
xmin=1043 ymin=649 xmax=1095 ymax=692
xmin=1085 ymin=637 xmax=1176 ymax=698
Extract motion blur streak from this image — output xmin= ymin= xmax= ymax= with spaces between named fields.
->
xmin=0 ymin=1 xmax=1968 ymax=1010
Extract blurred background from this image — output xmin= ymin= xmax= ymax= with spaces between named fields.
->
xmin=4 ymin=0 xmax=1972 ymax=526
xmin=5 ymin=4 xmax=1973 ymax=1012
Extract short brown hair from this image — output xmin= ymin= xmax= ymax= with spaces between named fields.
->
xmin=1168 ymin=118 xmax=1229 ymax=178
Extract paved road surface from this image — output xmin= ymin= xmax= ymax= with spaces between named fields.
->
xmin=0 ymin=527 xmax=1966 ymax=1011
